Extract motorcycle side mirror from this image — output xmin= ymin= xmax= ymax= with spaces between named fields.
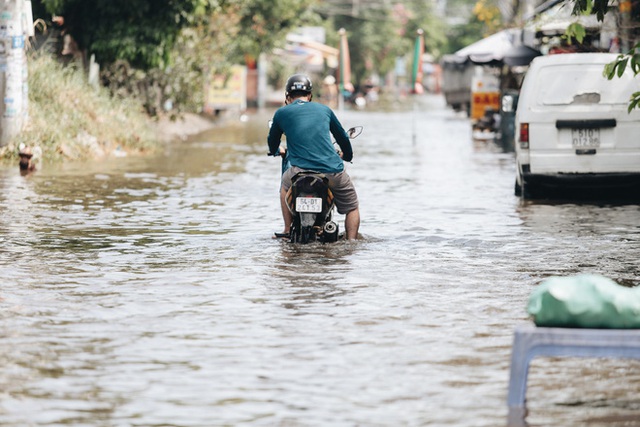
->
xmin=348 ymin=126 xmax=363 ymax=139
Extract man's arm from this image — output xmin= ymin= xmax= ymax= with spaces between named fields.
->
xmin=329 ymin=112 xmax=353 ymax=162
xmin=267 ymin=119 xmax=283 ymax=156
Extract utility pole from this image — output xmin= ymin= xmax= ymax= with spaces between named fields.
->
xmin=0 ymin=0 xmax=32 ymax=146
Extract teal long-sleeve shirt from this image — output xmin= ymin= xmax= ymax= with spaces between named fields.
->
xmin=267 ymin=100 xmax=353 ymax=173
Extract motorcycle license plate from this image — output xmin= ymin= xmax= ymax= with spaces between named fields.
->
xmin=571 ymin=128 xmax=600 ymax=148
xmin=296 ymin=197 xmax=322 ymax=213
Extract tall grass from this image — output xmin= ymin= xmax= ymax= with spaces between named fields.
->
xmin=1 ymin=54 xmax=159 ymax=162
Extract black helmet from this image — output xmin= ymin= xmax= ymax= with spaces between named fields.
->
xmin=285 ymin=74 xmax=313 ymax=96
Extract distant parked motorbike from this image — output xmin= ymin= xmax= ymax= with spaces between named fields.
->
xmin=274 ymin=126 xmax=363 ymax=244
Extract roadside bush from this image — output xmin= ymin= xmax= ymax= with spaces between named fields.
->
xmin=1 ymin=53 xmax=158 ymax=163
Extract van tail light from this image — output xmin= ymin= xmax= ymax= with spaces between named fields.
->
xmin=519 ymin=123 xmax=529 ymax=149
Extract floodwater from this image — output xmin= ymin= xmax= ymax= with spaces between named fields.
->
xmin=1 ymin=94 xmax=639 ymax=427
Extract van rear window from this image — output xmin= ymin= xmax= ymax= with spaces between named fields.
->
xmin=537 ymin=64 xmax=638 ymax=106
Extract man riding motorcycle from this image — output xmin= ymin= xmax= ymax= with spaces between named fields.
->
xmin=267 ymin=74 xmax=360 ymax=240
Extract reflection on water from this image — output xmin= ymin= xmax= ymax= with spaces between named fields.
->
xmin=0 ymin=95 xmax=639 ymax=426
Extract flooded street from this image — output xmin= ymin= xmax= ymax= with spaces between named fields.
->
xmin=1 ymin=94 xmax=639 ymax=426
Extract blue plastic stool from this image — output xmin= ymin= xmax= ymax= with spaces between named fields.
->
xmin=507 ymin=323 xmax=640 ymax=425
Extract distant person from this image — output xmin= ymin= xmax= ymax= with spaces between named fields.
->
xmin=267 ymin=74 xmax=360 ymax=240
xmin=53 ymin=15 xmax=84 ymax=67
xmin=321 ymin=75 xmax=338 ymax=108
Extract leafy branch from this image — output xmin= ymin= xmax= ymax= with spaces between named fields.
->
xmin=571 ymin=0 xmax=609 ymax=21
xmin=603 ymin=42 xmax=640 ymax=112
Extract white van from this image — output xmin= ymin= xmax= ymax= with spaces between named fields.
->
xmin=514 ymin=53 xmax=640 ymax=197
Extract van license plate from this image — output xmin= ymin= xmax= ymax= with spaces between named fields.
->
xmin=296 ymin=197 xmax=322 ymax=213
xmin=572 ymin=128 xmax=600 ymax=148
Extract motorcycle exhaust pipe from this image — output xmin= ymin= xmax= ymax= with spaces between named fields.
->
xmin=323 ymin=221 xmax=339 ymax=243
xmin=324 ymin=221 xmax=337 ymax=234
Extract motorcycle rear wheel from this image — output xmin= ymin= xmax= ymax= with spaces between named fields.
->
xmin=300 ymin=226 xmax=314 ymax=243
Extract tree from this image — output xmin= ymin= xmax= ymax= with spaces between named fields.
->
xmin=33 ymin=0 xmax=319 ymax=71
xmin=328 ymin=4 xmax=407 ymax=85
xmin=235 ymin=0 xmax=321 ymax=61
xmin=319 ymin=0 xmax=446 ymax=88
xmin=32 ymin=0 xmax=227 ymax=69
xmin=438 ymin=0 xmax=487 ymax=55
xmin=31 ymin=0 xmax=316 ymax=114
xmin=153 ymin=1 xmax=315 ymax=113
xmin=471 ymin=0 xmax=501 ymax=36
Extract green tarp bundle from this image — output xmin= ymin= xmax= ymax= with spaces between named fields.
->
xmin=528 ymin=274 xmax=640 ymax=329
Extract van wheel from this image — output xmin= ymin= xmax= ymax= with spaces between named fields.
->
xmin=522 ymin=184 xmax=534 ymax=199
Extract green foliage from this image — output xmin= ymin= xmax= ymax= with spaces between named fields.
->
xmin=610 ymin=45 xmax=640 ymax=77
xmin=572 ymin=0 xmax=609 ymax=21
xmin=32 ymin=0 xmax=226 ymax=69
xmin=330 ymin=8 xmax=403 ymax=84
xmin=236 ymin=0 xmax=320 ymax=60
xmin=603 ymin=43 xmax=640 ymax=112
xmin=33 ymin=0 xmax=316 ymax=70
xmin=402 ymin=0 xmax=447 ymax=58
xmin=100 ymin=5 xmax=244 ymax=116
xmin=442 ymin=0 xmax=489 ymax=54
xmin=2 ymin=53 xmax=156 ymax=162
xmin=628 ymin=92 xmax=640 ymax=112
xmin=31 ymin=0 xmax=317 ymax=114
xmin=325 ymin=0 xmax=446 ymax=87
xmin=445 ymin=16 xmax=485 ymax=53
xmin=28 ymin=0 xmax=448 ymax=112
xmin=565 ymin=0 xmax=639 ymax=111
xmin=564 ymin=22 xmax=587 ymax=43
xmin=472 ymin=0 xmax=502 ymax=34
xmin=631 ymin=50 xmax=640 ymax=74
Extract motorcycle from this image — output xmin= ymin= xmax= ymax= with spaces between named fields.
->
xmin=275 ymin=126 xmax=363 ymax=244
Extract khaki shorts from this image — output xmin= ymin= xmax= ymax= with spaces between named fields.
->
xmin=282 ymin=166 xmax=359 ymax=215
